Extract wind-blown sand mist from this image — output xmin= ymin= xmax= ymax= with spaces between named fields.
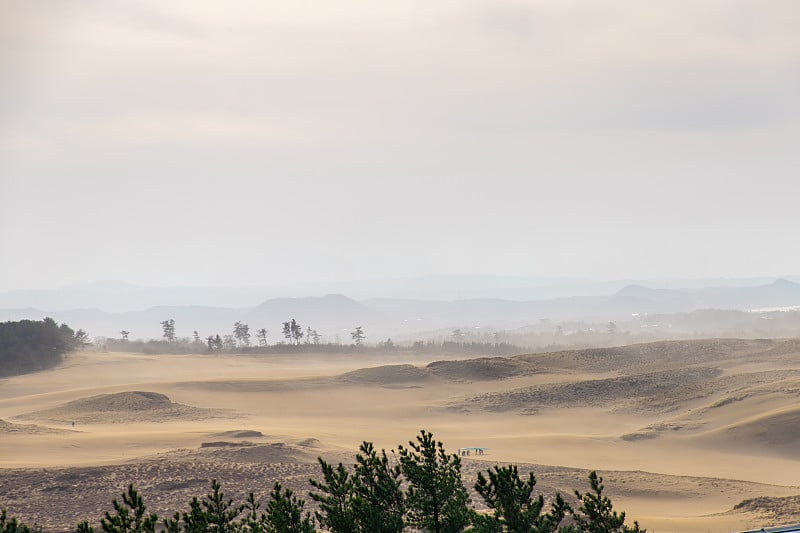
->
xmin=2 ymin=340 xmax=800 ymax=532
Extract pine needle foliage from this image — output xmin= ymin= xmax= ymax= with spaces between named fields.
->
xmin=239 ymin=492 xmax=265 ymax=533
xmin=352 ymin=441 xmax=405 ymax=533
xmin=309 ymin=458 xmax=357 ymax=533
xmin=472 ymin=465 xmax=569 ymax=533
xmin=163 ymin=479 xmax=242 ymax=533
xmin=309 ymin=441 xmax=405 ymax=533
xmin=1 ymin=509 xmax=40 ymax=533
xmin=263 ymin=482 xmax=315 ymax=533
xmin=561 ymin=472 xmax=644 ymax=533
xmin=398 ymin=430 xmax=471 ymax=533
xmin=100 ymin=485 xmax=157 ymax=533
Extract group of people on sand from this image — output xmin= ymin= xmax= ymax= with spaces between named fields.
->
xmin=459 ymin=448 xmax=485 ymax=457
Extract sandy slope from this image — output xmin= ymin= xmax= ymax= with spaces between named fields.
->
xmin=1 ymin=340 xmax=800 ymax=532
xmin=17 ymin=391 xmax=235 ymax=424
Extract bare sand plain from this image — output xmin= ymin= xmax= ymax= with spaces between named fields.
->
xmin=2 ymin=339 xmax=800 ymax=532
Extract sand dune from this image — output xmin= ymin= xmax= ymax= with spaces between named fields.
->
xmin=457 ymin=367 xmax=722 ymax=413
xmin=515 ymin=338 xmax=782 ymax=372
xmin=427 ymin=357 xmax=537 ymax=381
xmin=697 ymin=406 xmax=800 ymax=459
xmin=733 ymin=494 xmax=800 ymax=524
xmin=146 ymin=441 xmax=317 ymax=464
xmin=621 ymin=420 xmax=708 ymax=441
xmin=0 ymin=419 xmax=77 ymax=434
xmin=619 ymin=371 xmax=800 ymax=441
xmin=336 ymin=364 xmax=432 ymax=385
xmin=3 ymin=339 xmax=800 ymax=532
xmin=17 ymin=391 xmax=236 ymax=424
xmin=337 ymin=357 xmax=538 ymax=385
xmin=211 ymin=429 xmax=265 ymax=438
xmin=174 ymin=377 xmax=330 ymax=393
xmin=752 ymin=338 xmax=800 ymax=359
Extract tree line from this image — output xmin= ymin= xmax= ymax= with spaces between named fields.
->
xmin=99 ymin=319 xmax=527 ymax=357
xmin=0 ymin=318 xmax=87 ymax=378
xmin=1 ymin=430 xmax=643 ymax=533
xmin=147 ymin=318 xmax=364 ymax=350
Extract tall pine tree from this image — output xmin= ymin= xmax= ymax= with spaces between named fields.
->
xmin=398 ymin=430 xmax=470 ymax=533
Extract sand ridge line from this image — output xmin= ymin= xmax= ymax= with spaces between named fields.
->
xmin=513 ymin=338 xmax=790 ymax=373
xmin=454 ymin=367 xmax=723 ymax=413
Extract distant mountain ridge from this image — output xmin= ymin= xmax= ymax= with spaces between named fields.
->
xmin=3 ymin=275 xmax=799 ymax=312
xmin=1 ymin=279 xmax=800 ymax=341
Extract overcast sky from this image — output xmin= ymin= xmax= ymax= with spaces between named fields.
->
xmin=1 ymin=1 xmax=798 ymax=291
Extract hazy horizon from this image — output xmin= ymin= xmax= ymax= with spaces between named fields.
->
xmin=4 ymin=273 xmax=800 ymax=342
xmin=4 ymin=272 xmax=800 ymax=296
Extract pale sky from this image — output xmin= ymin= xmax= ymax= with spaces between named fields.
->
xmin=1 ymin=1 xmax=799 ymax=291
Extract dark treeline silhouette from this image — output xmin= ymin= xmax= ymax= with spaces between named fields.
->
xmin=0 ymin=318 xmax=81 ymax=377
xmin=1 ymin=430 xmax=643 ymax=533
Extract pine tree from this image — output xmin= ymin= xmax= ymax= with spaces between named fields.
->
xmin=222 ymin=335 xmax=237 ymax=351
xmin=234 ymin=322 xmax=251 ymax=348
xmin=564 ymin=472 xmax=644 ymax=533
xmin=256 ymin=328 xmax=269 ymax=347
xmin=160 ymin=320 xmax=176 ymax=342
xmin=74 ymin=329 xmax=92 ymax=348
xmin=162 ymin=480 xmax=242 ymax=533
xmin=398 ymin=430 xmax=470 ymax=533
xmin=263 ymin=483 xmax=315 ymax=533
xmin=350 ymin=327 xmax=365 ymax=346
xmin=164 ymin=498 xmax=205 ymax=533
xmin=310 ymin=441 xmax=404 ymax=533
xmin=100 ymin=485 xmax=157 ymax=533
xmin=290 ymin=320 xmax=304 ymax=345
xmin=239 ymin=493 xmax=265 ymax=533
xmin=206 ymin=335 xmax=225 ymax=351
xmin=309 ymin=458 xmax=357 ymax=533
xmin=76 ymin=521 xmax=95 ymax=533
xmin=200 ymin=479 xmax=242 ymax=532
xmin=473 ymin=465 xmax=568 ymax=533
xmin=1 ymin=509 xmax=38 ymax=533
xmin=352 ymin=441 xmax=405 ymax=533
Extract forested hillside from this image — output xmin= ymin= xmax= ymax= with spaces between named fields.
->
xmin=0 ymin=318 xmax=78 ymax=377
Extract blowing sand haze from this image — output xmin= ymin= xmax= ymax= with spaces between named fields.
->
xmin=2 ymin=340 xmax=800 ymax=531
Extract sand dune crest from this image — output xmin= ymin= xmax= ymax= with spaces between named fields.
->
xmin=18 ymin=390 xmax=236 ymax=424
xmin=698 ymin=406 xmax=800 ymax=459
